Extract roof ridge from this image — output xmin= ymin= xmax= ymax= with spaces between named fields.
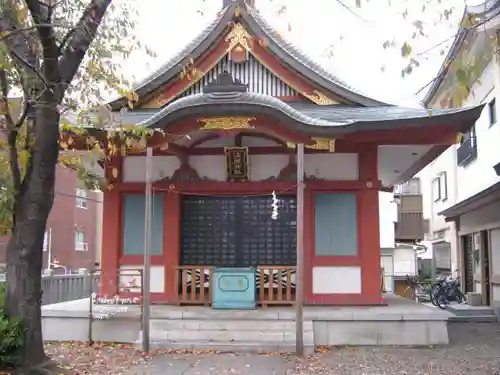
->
xmin=132 ymin=7 xmax=230 ymax=91
xmin=243 ymin=3 xmax=387 ymax=106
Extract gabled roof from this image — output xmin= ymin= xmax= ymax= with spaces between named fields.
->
xmin=422 ymin=0 xmax=500 ymax=107
xmin=109 ymin=0 xmax=386 ymax=110
xmin=101 ymin=71 xmax=484 ymax=137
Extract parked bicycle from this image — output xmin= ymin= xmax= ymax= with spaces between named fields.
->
xmin=431 ymin=273 xmax=466 ymax=309
xmin=403 ymin=275 xmax=431 ymax=302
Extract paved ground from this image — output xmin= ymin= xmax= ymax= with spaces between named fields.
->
xmin=125 ymin=322 xmax=500 ymax=375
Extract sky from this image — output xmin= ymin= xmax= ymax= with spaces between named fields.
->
xmin=120 ymin=0 xmax=471 ymax=107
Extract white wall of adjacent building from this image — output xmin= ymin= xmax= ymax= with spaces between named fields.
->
xmin=419 ymin=57 xmax=500 ymax=278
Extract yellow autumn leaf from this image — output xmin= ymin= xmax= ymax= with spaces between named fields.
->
xmin=112 ymin=167 xmax=118 ymax=178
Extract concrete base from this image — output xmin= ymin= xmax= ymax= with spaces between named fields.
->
xmin=42 ymin=296 xmax=452 ymax=348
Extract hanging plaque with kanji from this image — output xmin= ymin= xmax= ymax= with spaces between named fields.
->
xmin=225 ymin=146 xmax=249 ymax=181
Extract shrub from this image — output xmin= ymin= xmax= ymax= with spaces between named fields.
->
xmin=0 ymin=284 xmax=24 ymax=368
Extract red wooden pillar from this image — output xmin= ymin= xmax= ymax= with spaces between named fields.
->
xmin=100 ymin=156 xmax=123 ymax=297
xmin=163 ymin=190 xmax=181 ymax=302
xmin=358 ymin=144 xmax=383 ymax=304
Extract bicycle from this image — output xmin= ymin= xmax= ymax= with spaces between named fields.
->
xmin=402 ymin=275 xmax=430 ymax=302
xmin=431 ymin=274 xmax=466 ymax=309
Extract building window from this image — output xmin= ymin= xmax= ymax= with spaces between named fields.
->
xmin=43 ymin=231 xmax=48 ymax=252
xmin=432 ymin=177 xmax=441 ymax=202
xmin=75 ymin=231 xmax=87 ymax=251
xmin=489 ymin=98 xmax=496 ymax=126
xmin=76 ymin=188 xmax=88 ymax=209
xmin=439 ymin=172 xmax=448 ymax=201
xmin=460 ymin=125 xmax=476 ymax=147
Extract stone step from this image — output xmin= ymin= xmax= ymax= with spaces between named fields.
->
xmin=150 ymin=319 xmax=313 ymax=332
xmin=449 ymin=309 xmax=496 ymax=317
xmin=143 ymin=340 xmax=315 ymax=355
xmin=448 ymin=315 xmax=497 ymax=323
xmin=150 ymin=328 xmax=314 ymax=343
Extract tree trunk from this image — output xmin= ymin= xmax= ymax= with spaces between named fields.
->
xmin=4 ymin=98 xmax=61 ymax=369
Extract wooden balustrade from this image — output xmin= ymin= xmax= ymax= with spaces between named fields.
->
xmin=256 ymin=266 xmax=296 ymax=307
xmin=174 ymin=265 xmax=296 ymax=306
xmin=175 ymin=266 xmax=213 ymax=305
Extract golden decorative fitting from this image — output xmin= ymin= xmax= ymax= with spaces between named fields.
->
xmin=305 ymin=137 xmax=335 ymax=152
xmin=226 ymin=23 xmax=252 ymax=52
xmin=286 ymin=142 xmax=296 ymax=149
xmin=302 ymin=90 xmax=338 ymax=105
xmin=198 ymin=116 xmax=256 ymax=131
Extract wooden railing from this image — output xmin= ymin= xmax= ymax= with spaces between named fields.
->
xmin=257 ymin=266 xmax=296 ymax=307
xmin=174 ymin=265 xmax=296 ymax=306
xmin=175 ymin=266 xmax=213 ymax=305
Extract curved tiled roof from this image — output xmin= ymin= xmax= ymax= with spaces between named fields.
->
xmin=422 ymin=0 xmax=500 ymax=106
xmin=109 ymin=0 xmax=386 ymax=109
xmin=245 ymin=7 xmax=386 ymax=106
xmin=119 ymin=90 xmax=484 ymax=136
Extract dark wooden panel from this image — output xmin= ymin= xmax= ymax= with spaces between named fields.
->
xmin=181 ymin=195 xmax=297 ymax=267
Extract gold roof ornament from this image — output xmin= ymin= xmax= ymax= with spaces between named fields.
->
xmin=302 ymin=90 xmax=338 ymax=106
xmin=225 ymin=23 xmax=252 ymax=52
xmin=305 ymin=137 xmax=336 ymax=152
xmin=198 ymin=116 xmax=256 ymax=131
xmin=287 ymin=138 xmax=335 ymax=152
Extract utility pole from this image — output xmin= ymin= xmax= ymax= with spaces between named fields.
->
xmin=142 ymin=146 xmax=153 ymax=353
xmin=295 ymin=143 xmax=305 ymax=356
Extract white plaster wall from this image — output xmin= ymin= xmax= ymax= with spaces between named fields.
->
xmin=393 ymin=248 xmax=416 ymax=276
xmin=312 ymin=266 xmax=361 ymax=294
xmin=122 ymin=153 xmax=359 ymax=182
xmin=418 ymin=146 xmax=458 ymax=233
xmin=456 ymin=72 xmax=499 ymax=202
xmin=378 ymin=145 xmax=432 ymax=187
xmin=419 ymin=59 xmax=500 ymax=276
xmin=119 ymin=265 xmax=164 ymax=294
xmin=379 ymin=191 xmax=397 ymax=249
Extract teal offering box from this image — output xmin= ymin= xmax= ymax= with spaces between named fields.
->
xmin=211 ymin=267 xmax=256 ymax=309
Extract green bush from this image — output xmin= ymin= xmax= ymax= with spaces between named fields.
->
xmin=0 ymin=284 xmax=24 ymax=368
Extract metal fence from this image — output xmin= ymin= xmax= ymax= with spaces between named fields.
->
xmin=0 ymin=274 xmax=100 ymax=305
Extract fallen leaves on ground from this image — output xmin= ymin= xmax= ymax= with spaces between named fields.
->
xmin=43 ymin=343 xmax=299 ymax=374
xmin=44 ymin=342 xmax=149 ymax=374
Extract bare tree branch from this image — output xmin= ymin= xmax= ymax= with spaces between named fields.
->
xmin=0 ymin=17 xmax=50 ymax=90
xmin=25 ymin=0 xmax=59 ymax=61
xmin=0 ymin=23 xmax=72 ymax=43
xmin=58 ymin=0 xmax=112 ymax=100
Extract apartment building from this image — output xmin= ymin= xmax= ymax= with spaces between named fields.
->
xmin=0 ymin=165 xmax=103 ymax=273
xmin=420 ymin=0 xmax=500 ymax=307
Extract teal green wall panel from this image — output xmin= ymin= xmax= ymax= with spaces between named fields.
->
xmin=314 ymin=193 xmax=358 ymax=256
xmin=122 ymin=194 xmax=164 ymax=255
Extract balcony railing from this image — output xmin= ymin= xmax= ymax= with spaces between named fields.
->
xmin=395 ymin=211 xmax=425 ymax=241
xmin=394 ymin=178 xmax=421 ymax=195
xmin=457 ymin=137 xmax=477 ymax=167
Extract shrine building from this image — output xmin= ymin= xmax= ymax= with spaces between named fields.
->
xmin=74 ymin=0 xmax=483 ymax=306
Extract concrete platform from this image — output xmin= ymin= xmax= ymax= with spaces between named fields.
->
xmin=42 ymin=295 xmax=452 ymax=349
